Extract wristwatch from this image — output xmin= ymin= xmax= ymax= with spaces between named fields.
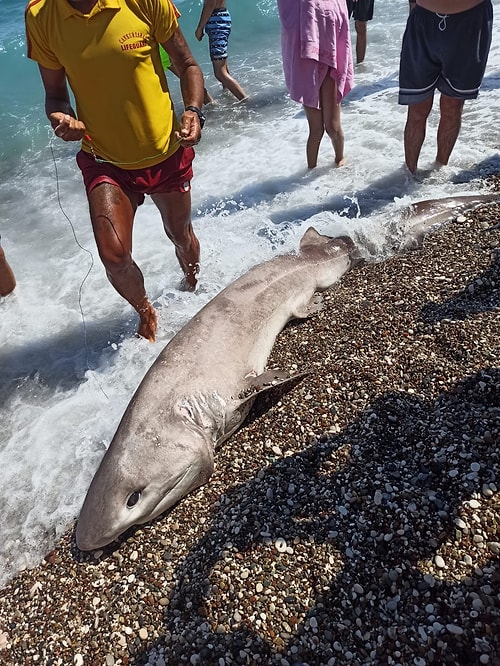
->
xmin=185 ymin=105 xmax=206 ymax=129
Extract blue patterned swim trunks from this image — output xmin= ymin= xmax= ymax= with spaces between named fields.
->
xmin=204 ymin=8 xmax=231 ymax=61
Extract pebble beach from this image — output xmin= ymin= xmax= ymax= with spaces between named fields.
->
xmin=0 ymin=178 xmax=499 ymax=666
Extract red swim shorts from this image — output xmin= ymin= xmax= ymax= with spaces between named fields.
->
xmin=76 ymin=146 xmax=195 ymax=206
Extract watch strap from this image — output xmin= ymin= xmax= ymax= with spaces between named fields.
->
xmin=185 ymin=105 xmax=205 ymax=128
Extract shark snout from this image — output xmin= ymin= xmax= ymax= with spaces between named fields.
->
xmin=76 ymin=448 xmax=214 ymax=551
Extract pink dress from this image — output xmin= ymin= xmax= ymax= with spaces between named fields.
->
xmin=277 ymin=0 xmax=354 ymax=108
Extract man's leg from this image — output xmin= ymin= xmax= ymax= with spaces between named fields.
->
xmin=436 ymin=94 xmax=465 ymax=167
xmin=151 ymin=190 xmax=200 ymax=290
xmin=354 ymin=20 xmax=368 ymax=64
xmin=404 ymin=95 xmax=434 ymax=173
xmin=88 ymin=182 xmax=157 ymax=342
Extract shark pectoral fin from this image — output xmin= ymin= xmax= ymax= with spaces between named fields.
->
xmin=240 ymin=369 xmax=312 ymax=401
xmin=292 ymin=292 xmax=324 ymax=319
xmin=228 ymin=369 xmax=311 ymax=436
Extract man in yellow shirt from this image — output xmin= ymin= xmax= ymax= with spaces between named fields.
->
xmin=25 ymin=0 xmax=207 ymax=342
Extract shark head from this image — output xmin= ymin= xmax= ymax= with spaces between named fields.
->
xmin=75 ymin=400 xmax=217 ymax=551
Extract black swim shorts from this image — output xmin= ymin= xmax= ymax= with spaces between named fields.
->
xmin=398 ymin=0 xmax=493 ymax=105
xmin=347 ymin=0 xmax=374 ymax=22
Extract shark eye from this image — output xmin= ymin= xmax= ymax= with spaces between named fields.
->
xmin=127 ymin=491 xmax=141 ymax=509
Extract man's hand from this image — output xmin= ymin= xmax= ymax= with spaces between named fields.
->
xmin=195 ymin=27 xmax=204 ymax=41
xmin=175 ymin=111 xmax=202 ymax=147
xmin=50 ymin=112 xmax=86 ymax=141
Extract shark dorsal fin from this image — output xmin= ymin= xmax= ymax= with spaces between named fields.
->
xmin=299 ymin=227 xmax=331 ymax=249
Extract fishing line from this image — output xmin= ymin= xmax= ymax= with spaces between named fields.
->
xmin=49 ymin=137 xmax=109 ymax=400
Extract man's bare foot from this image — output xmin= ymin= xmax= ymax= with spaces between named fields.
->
xmin=137 ymin=302 xmax=157 ymax=342
xmin=179 ymin=262 xmax=199 ymax=292
xmin=335 ymin=156 xmax=346 ymax=167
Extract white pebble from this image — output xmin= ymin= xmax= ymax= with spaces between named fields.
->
xmin=74 ymin=655 xmax=84 ymax=666
xmin=275 ymin=538 xmax=287 ymax=553
xmin=479 ymin=655 xmax=490 ymax=664
xmin=139 ymin=627 xmax=148 ymax=640
xmin=446 ymin=623 xmax=464 ymax=635
xmin=470 ymin=462 xmax=481 ymax=472
xmin=309 ymin=616 xmax=318 ymax=629
xmin=374 ymin=490 xmax=383 ymax=505
xmin=434 ymin=555 xmax=446 ymax=569
xmin=468 ymin=499 xmax=481 ymax=509
xmin=29 ymin=581 xmax=42 ymax=598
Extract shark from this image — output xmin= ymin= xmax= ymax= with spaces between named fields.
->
xmin=75 ymin=192 xmax=500 ymax=550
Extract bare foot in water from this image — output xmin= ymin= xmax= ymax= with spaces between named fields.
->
xmin=137 ymin=302 xmax=157 ymax=342
xmin=179 ymin=262 xmax=199 ymax=292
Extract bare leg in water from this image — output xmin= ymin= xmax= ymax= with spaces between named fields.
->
xmin=88 ymin=182 xmax=158 ymax=342
xmin=436 ymin=94 xmax=464 ymax=167
xmin=88 ymin=181 xmax=200 ymax=342
xmin=354 ymin=20 xmax=368 ymax=64
xmin=212 ymin=58 xmax=248 ymax=101
xmin=151 ymin=189 xmax=200 ymax=291
xmin=304 ymin=71 xmax=345 ymax=168
xmin=403 ymin=95 xmax=433 ymax=173
xmin=0 ymin=243 xmax=16 ymax=296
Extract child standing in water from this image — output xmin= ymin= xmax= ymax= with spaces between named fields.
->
xmin=195 ymin=1 xmax=248 ymax=102
xmin=277 ymin=0 xmax=354 ymax=168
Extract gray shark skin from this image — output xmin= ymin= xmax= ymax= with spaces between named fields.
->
xmin=76 ymin=228 xmax=361 ymax=550
xmin=400 ymin=193 xmax=500 ymax=250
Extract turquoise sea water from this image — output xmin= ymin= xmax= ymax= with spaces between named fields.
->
xmin=0 ymin=0 xmax=499 ymax=587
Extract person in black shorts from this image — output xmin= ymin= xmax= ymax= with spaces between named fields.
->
xmin=399 ymin=0 xmax=493 ymax=173
xmin=346 ymin=0 xmax=374 ymax=64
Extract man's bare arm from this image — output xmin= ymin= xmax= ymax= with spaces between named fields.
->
xmin=38 ymin=65 xmax=86 ymax=141
xmin=162 ymin=27 xmax=205 ymax=145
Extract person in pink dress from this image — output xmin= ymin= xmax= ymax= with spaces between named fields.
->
xmin=277 ymin=0 xmax=354 ymax=168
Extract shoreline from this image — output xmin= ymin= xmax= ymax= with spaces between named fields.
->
xmin=1 ymin=179 xmax=499 ymax=665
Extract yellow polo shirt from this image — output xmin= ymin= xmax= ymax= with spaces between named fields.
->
xmin=26 ymin=0 xmax=181 ymax=169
